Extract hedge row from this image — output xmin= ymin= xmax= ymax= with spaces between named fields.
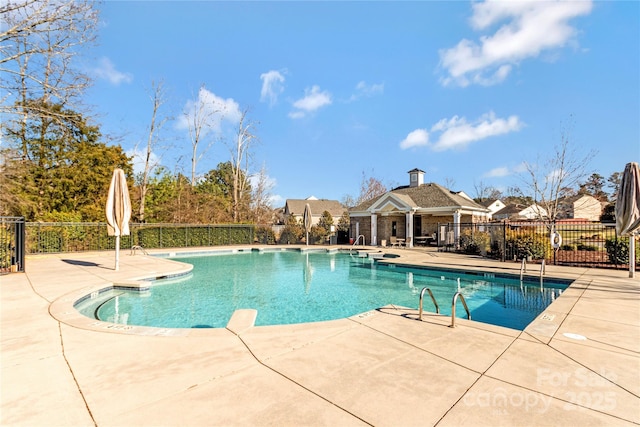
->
xmin=26 ymin=223 xmax=255 ymax=254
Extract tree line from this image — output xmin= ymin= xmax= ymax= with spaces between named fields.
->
xmin=0 ymin=0 xmax=272 ymax=224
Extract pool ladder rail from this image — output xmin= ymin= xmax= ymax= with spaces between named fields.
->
xmin=450 ymin=292 xmax=470 ymax=328
xmin=131 ymin=245 xmax=148 ymax=256
xmin=418 ymin=287 xmax=470 ymax=328
xmin=418 ymin=287 xmax=439 ymax=320
xmin=349 ymin=234 xmax=366 ymax=255
xmin=520 ymin=258 xmax=546 ymax=285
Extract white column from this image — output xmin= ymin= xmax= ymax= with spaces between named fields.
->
xmin=453 ymin=210 xmax=461 ymax=247
xmin=630 ymin=234 xmax=636 ymax=278
xmin=406 ymin=211 xmax=414 ymax=248
xmin=370 ymin=214 xmax=377 ymax=246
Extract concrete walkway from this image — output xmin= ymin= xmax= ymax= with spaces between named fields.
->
xmin=1 ymin=247 xmax=638 ymax=426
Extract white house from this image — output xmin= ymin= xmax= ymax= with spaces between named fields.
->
xmin=558 ymin=194 xmax=603 ymax=221
xmin=479 ymin=199 xmax=506 ymax=217
xmin=493 ymin=203 xmax=548 ymax=220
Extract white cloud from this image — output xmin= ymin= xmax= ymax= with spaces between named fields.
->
xmin=126 ymin=147 xmax=161 ymax=176
xmin=260 ymin=70 xmax=286 ymax=106
xmin=289 ymin=85 xmax=332 ymax=119
xmin=483 ymin=166 xmax=510 ymax=178
xmin=513 ymin=162 xmax=528 ymax=173
xmin=399 ymin=111 xmax=524 ymax=151
xmin=399 ymin=129 xmax=429 ymax=150
xmin=432 ymin=112 xmax=524 ymax=151
xmin=349 ymin=81 xmax=384 ymax=101
xmin=269 ymin=194 xmax=284 ymax=208
xmin=177 ymin=86 xmax=241 ymax=131
xmin=92 ymin=57 xmax=133 ymax=85
xmin=483 ymin=161 xmax=529 ymax=178
xmin=439 ymin=0 xmax=593 ymax=87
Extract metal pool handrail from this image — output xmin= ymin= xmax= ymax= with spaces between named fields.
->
xmin=418 ymin=287 xmax=439 ymax=320
xmin=450 ymin=292 xmax=470 ymax=328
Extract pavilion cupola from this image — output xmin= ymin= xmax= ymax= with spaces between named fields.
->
xmin=408 ymin=168 xmax=425 ymax=187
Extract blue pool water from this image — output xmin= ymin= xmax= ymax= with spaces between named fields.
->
xmin=76 ymin=250 xmax=569 ymax=330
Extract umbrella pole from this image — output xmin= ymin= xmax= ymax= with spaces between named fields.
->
xmin=115 ymin=235 xmax=120 ymax=271
xmin=630 ymin=234 xmax=636 ymax=279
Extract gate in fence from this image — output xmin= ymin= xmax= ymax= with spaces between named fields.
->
xmin=436 ymin=220 xmax=635 ymax=269
xmin=1 ymin=217 xmax=26 ymax=274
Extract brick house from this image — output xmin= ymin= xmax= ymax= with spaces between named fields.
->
xmin=283 ymin=197 xmax=345 ymax=227
xmin=348 ymin=169 xmax=491 ymax=248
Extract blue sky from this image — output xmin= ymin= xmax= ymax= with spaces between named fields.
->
xmin=85 ymin=1 xmax=639 ymax=206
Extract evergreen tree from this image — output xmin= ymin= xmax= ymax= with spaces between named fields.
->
xmin=1 ymin=101 xmax=131 ymax=221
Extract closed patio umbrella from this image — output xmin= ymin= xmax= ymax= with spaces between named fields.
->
xmin=303 ymin=203 xmax=312 ymax=246
xmin=106 ymin=168 xmax=132 ymax=271
xmin=615 ymin=162 xmax=640 ymax=278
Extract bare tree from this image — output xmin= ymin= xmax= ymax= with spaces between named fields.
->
xmin=443 ymin=176 xmax=456 ymax=190
xmin=357 ymin=171 xmax=387 ymax=205
xmin=1 ymin=0 xmax=99 ymax=156
xmin=137 ymin=80 xmax=170 ymax=222
xmin=473 ymin=180 xmax=503 ymax=202
xmin=228 ymin=108 xmax=258 ymax=222
xmin=184 ymin=84 xmax=223 ymax=186
xmin=341 ymin=171 xmax=387 ymax=208
xmin=250 ymin=163 xmax=274 ymax=224
xmin=521 ymin=121 xmax=596 ymax=221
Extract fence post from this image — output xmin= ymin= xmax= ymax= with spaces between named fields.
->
xmin=502 ymin=221 xmax=506 ymax=262
xmin=16 ymin=218 xmax=25 ymax=272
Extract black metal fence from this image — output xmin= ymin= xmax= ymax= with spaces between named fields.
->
xmin=1 ymin=217 xmax=26 ymax=274
xmin=25 ymin=223 xmax=255 ymax=254
xmin=435 ymin=221 xmax=637 ymax=269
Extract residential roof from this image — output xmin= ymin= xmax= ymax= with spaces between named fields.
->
xmin=494 ymin=204 xmax=528 ymax=216
xmin=284 ymin=199 xmax=345 ymax=217
xmin=479 ymin=199 xmax=500 ymax=208
xmin=350 ymin=182 xmax=487 ymax=212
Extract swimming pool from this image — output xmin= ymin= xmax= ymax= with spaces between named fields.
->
xmin=75 ymin=250 xmax=570 ymax=330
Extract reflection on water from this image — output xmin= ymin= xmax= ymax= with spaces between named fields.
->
xmin=76 ymin=251 xmax=568 ymax=330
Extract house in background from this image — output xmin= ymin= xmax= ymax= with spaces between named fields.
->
xmin=283 ymin=197 xmax=345 ymax=226
xmin=558 ymin=194 xmax=603 ymax=221
xmin=479 ymin=199 xmax=506 ymax=217
xmin=493 ymin=203 xmax=548 ymax=220
xmin=349 ymin=168 xmax=491 ymax=248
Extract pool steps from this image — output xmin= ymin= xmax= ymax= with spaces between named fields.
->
xmin=226 ymin=309 xmax=257 ymax=335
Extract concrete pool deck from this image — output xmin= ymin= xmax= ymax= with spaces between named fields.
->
xmin=1 ymin=246 xmax=638 ymax=426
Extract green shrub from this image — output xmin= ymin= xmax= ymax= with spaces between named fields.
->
xmin=309 ymin=225 xmax=328 ymax=244
xmin=560 ymin=243 xmax=576 ymax=251
xmin=279 ymin=227 xmax=301 ymax=244
xmin=605 ymin=237 xmax=640 ymax=264
xmin=256 ymin=226 xmax=276 ymax=244
xmin=279 ymin=216 xmax=303 ymax=244
xmin=35 ymin=229 xmax=64 ymax=253
xmin=134 ymin=225 xmax=253 ymax=248
xmin=0 ymin=233 xmax=12 ymax=269
xmin=489 ymin=240 xmax=503 ymax=259
xmin=459 ymin=231 xmax=490 ymax=255
xmin=506 ymin=234 xmax=549 ymax=260
xmin=576 ymin=242 xmax=599 ymax=251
